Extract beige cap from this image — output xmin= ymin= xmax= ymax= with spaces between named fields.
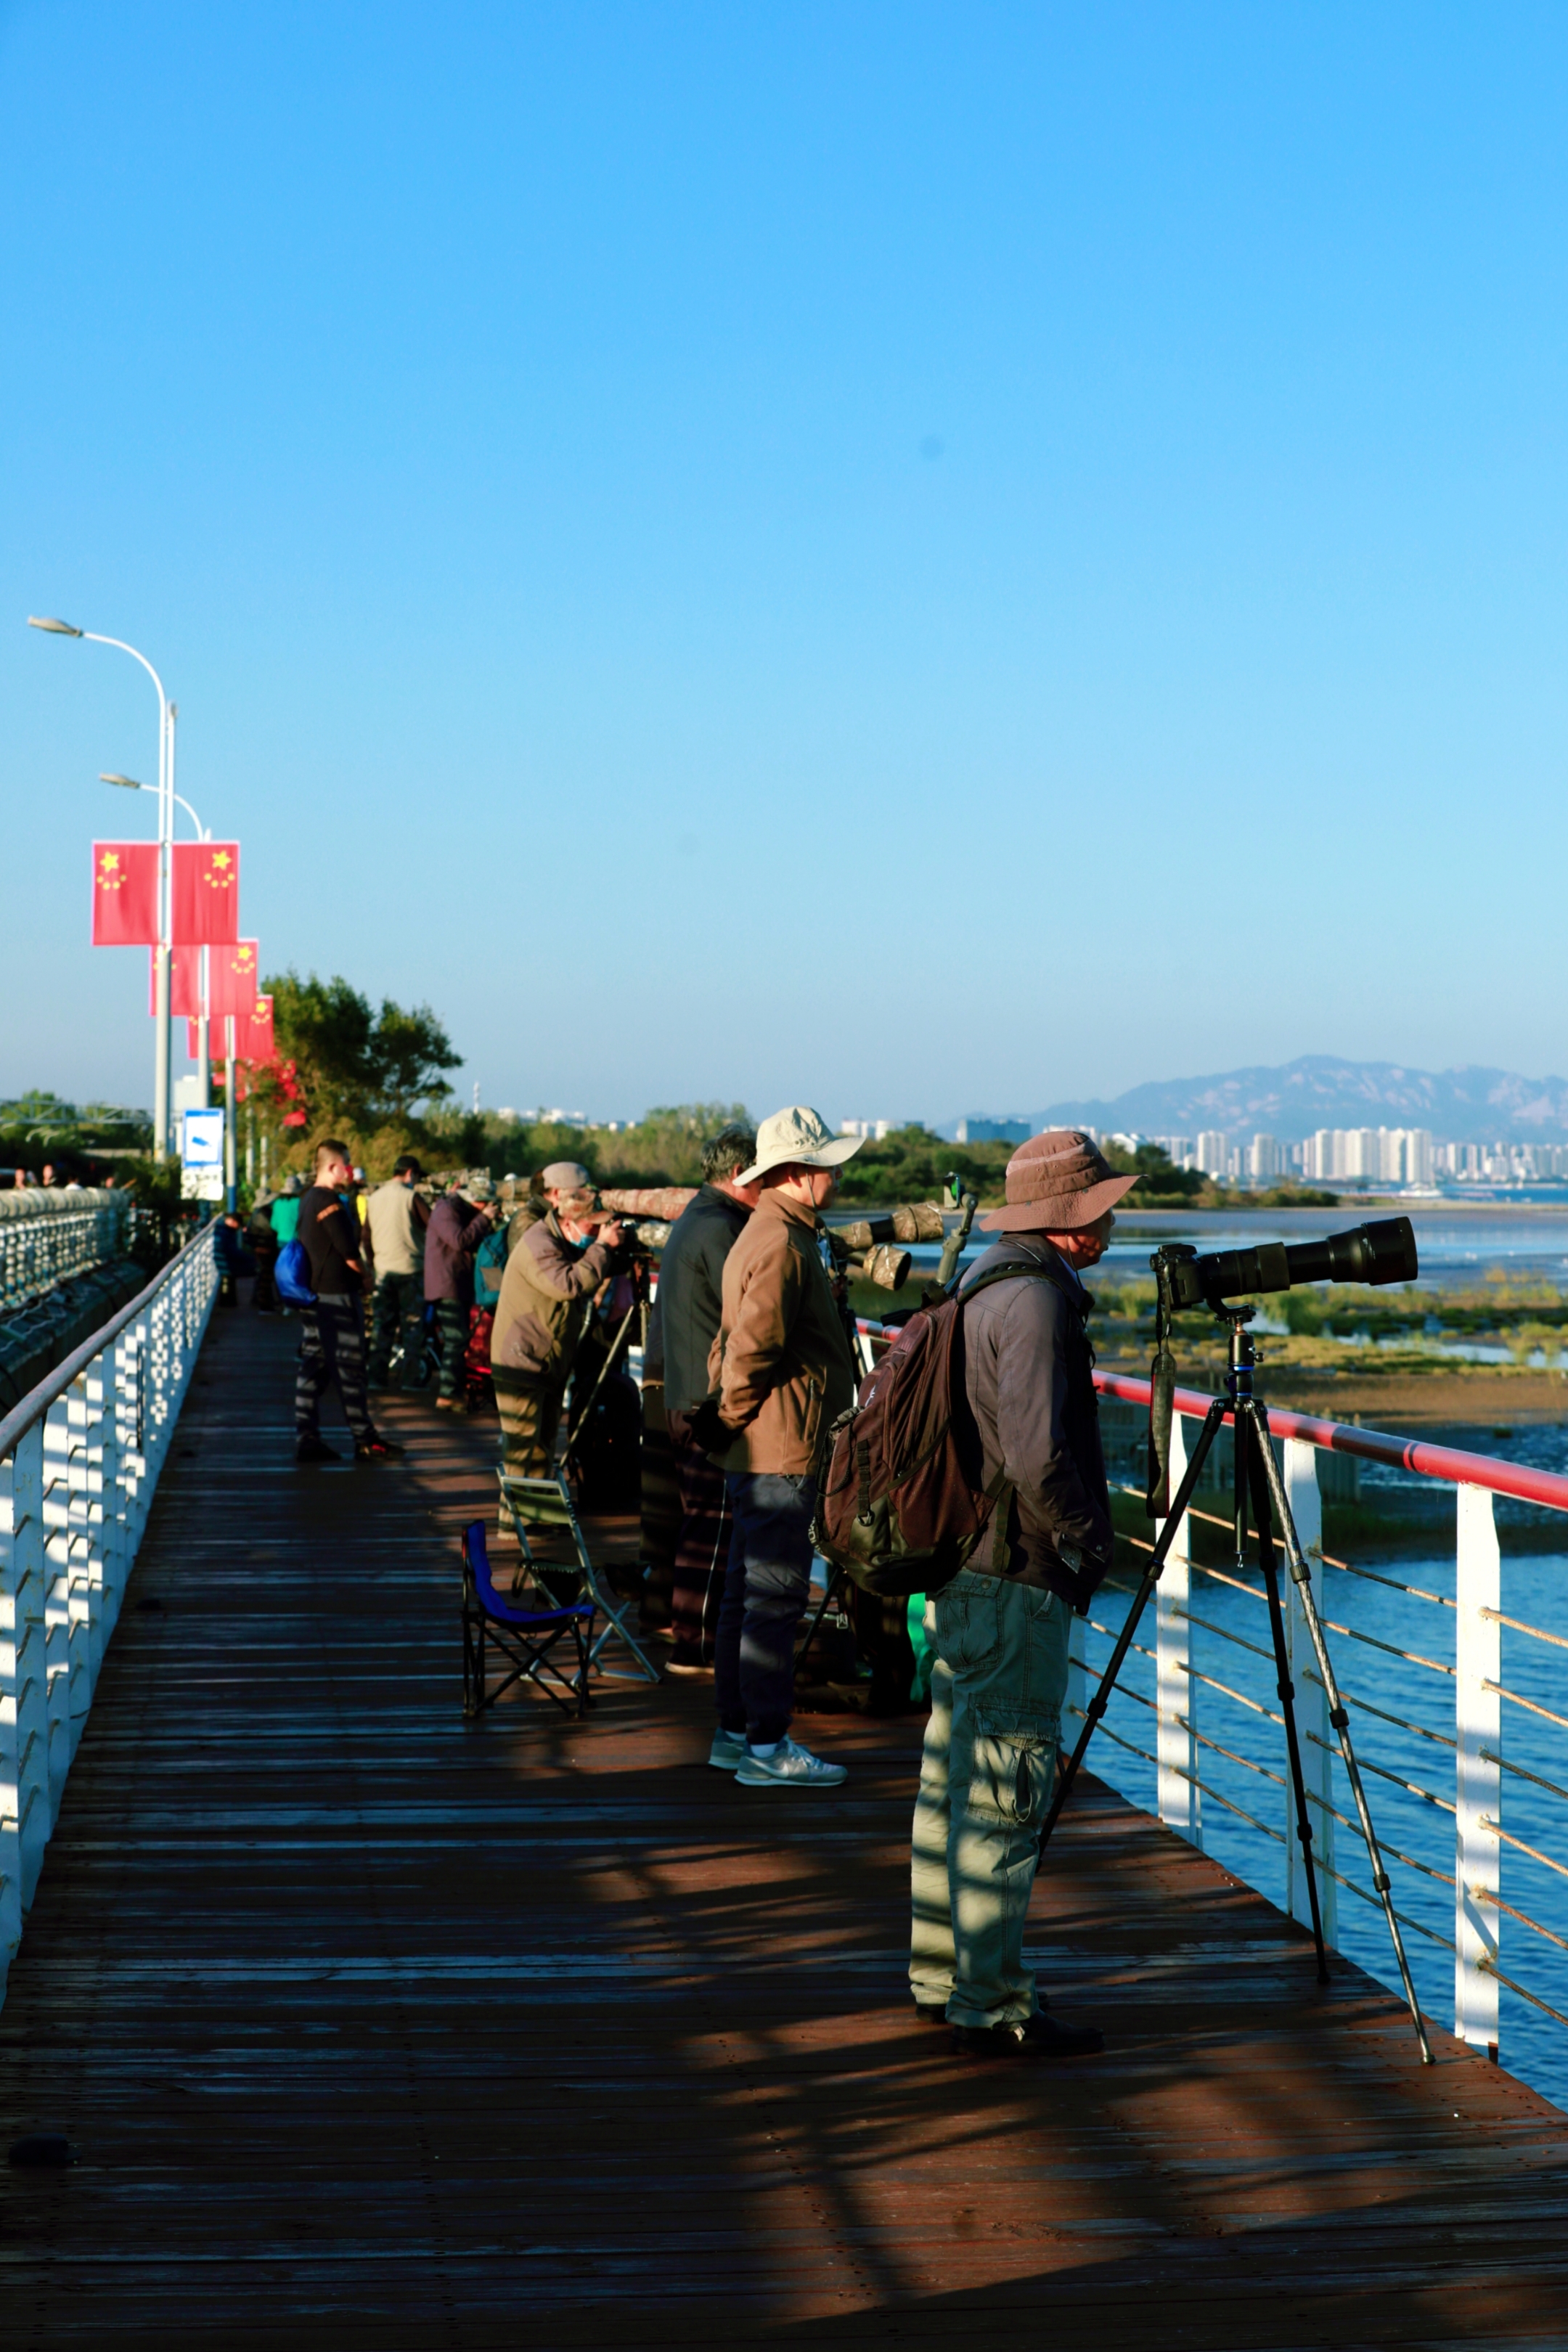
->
xmin=976 ymin=1130 xmax=1138 ymax=1233
xmin=541 ymin=1160 xmax=592 ymax=1191
xmin=735 ymin=1106 xmax=865 ymax=1186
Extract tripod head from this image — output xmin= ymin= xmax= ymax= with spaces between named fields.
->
xmin=1144 ymin=1217 xmax=1419 ymax=1516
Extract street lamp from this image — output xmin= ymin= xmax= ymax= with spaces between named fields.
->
xmin=30 ymin=616 xmax=175 ymax=1160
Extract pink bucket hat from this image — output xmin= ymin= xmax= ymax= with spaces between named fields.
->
xmin=976 ymin=1129 xmax=1140 ymax=1234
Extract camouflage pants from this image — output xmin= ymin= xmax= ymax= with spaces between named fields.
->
xmin=369 ymin=1273 xmax=425 ymax=1385
xmin=295 ymin=1294 xmax=374 ymax=1445
xmin=909 ymin=1570 xmax=1069 ymax=2029
xmin=435 ymin=1299 xmax=470 ymax=1401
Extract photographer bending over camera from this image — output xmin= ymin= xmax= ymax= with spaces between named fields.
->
xmin=694 ymin=1106 xmax=861 ymax=1789
xmin=491 ymin=1163 xmax=623 ymax=1482
xmin=910 ymin=1130 xmax=1135 ymax=2061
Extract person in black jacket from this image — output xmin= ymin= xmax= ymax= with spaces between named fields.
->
xmin=295 ymin=1138 xmax=404 ymax=1465
xmin=656 ymin=1124 xmax=761 ymax=1671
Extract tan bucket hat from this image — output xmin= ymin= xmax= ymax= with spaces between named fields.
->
xmin=541 ymin=1161 xmax=592 ymax=1191
xmin=735 ymin=1106 xmax=865 ymax=1186
xmin=977 ymin=1130 xmax=1139 ymax=1233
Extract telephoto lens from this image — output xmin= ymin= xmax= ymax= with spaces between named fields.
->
xmin=1159 ymin=1215 xmax=1418 ymax=1309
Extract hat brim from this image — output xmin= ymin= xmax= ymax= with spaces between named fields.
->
xmin=734 ymin=1133 xmax=865 ymax=1187
xmin=976 ymin=1170 xmax=1139 ymax=1233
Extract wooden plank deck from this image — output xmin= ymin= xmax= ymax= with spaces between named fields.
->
xmin=2 ymin=1302 xmax=1567 ymax=2348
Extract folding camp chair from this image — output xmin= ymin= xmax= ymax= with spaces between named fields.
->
xmin=495 ymin=1467 xmax=661 ymax=1683
xmin=461 ymin=1518 xmax=595 ymax=1719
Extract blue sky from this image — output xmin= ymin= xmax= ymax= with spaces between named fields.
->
xmin=5 ymin=3 xmax=1568 ymax=1126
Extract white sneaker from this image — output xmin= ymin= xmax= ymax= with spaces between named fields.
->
xmin=708 ymin=1728 xmax=747 ymax=1772
xmin=735 ymin=1736 xmax=847 ymax=1788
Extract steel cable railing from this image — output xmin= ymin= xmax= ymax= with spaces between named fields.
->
xmin=0 ymin=1220 xmax=218 ymax=2004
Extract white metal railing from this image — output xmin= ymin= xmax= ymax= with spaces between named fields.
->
xmin=0 ymin=1220 xmax=219 ymax=2001
xmin=0 ymin=1188 xmax=132 ymax=1314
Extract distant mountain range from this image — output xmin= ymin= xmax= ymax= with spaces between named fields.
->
xmin=958 ymin=1057 xmax=1568 ymax=1146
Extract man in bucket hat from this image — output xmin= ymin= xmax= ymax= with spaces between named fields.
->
xmin=693 ymin=1106 xmax=863 ymax=1788
xmin=910 ymin=1129 xmax=1137 ymax=2060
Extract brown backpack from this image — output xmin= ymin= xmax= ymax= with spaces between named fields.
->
xmin=811 ymin=1262 xmax=1073 ymax=1597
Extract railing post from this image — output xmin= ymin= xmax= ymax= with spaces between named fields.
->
xmin=4 ymin=1423 xmax=52 ymax=1915
xmin=1284 ymin=1437 xmax=1336 ymax=1945
xmin=41 ymin=1403 xmax=73 ymax=1815
xmin=1455 ymin=1483 xmax=1500 ymax=2057
xmin=1156 ymin=1413 xmax=1200 ymax=1845
xmin=1066 ymin=1598 xmax=1087 ymax=1747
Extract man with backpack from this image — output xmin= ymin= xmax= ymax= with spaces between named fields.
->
xmin=906 ymin=1130 xmax=1135 ymax=2059
xmin=693 ymin=1106 xmax=862 ymax=1789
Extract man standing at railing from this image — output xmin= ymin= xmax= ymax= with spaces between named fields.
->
xmin=909 ymin=1129 xmax=1135 ymax=2060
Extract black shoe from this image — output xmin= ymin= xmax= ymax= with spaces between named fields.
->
xmin=354 ymin=1437 xmax=406 ymax=1462
xmin=952 ymin=2011 xmax=1103 ymax=2060
xmin=914 ymin=1999 xmax=949 ymax=2025
xmin=295 ymin=1437 xmax=342 ymax=1463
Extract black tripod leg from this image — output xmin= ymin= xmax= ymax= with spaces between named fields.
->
xmin=796 ymin=1560 xmax=846 ymax=1673
xmin=1240 ymin=1404 xmax=1329 ymax=1985
xmin=1040 ymin=1400 xmax=1228 ymax=1856
xmin=1253 ymin=1420 xmax=1434 ymax=2065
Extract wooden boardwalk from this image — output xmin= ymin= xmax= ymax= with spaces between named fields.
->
xmin=2 ymin=1304 xmax=1567 ymax=2348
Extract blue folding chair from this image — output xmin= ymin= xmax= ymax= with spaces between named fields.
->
xmin=460 ymin=1519 xmax=595 ymax=1720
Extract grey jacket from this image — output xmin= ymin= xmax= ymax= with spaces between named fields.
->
xmin=958 ymin=1233 xmax=1113 ymax=1604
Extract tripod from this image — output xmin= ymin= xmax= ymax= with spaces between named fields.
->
xmin=1039 ymin=1304 xmax=1434 ymax=2065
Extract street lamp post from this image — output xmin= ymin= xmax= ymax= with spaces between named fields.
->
xmin=29 ymin=617 xmax=175 ymax=1160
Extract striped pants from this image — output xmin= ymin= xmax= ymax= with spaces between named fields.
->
xmin=295 ymin=1294 xmax=374 ymax=1444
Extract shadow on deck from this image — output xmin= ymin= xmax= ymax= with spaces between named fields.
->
xmin=1 ymin=1302 xmax=1566 ymax=2348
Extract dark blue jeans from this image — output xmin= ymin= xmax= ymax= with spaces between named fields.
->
xmin=715 ymin=1471 xmax=816 ymax=1747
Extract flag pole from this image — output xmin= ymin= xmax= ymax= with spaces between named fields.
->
xmin=155 ymin=701 xmax=174 ymax=1160
xmin=224 ymin=1016 xmax=238 ymax=1210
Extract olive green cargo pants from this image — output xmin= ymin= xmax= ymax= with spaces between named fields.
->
xmin=909 ymin=1568 xmax=1070 ymax=2029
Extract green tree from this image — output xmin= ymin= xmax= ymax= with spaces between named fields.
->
xmin=258 ymin=969 xmax=462 ymax=1169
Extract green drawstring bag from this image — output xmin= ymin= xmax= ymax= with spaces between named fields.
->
xmin=907 ymin=1592 xmax=934 ymax=1704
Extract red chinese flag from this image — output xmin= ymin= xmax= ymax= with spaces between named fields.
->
xmin=209 ymin=939 xmax=258 ymax=1018
xmin=92 ymin=841 xmax=160 ymax=945
xmin=171 ymin=841 xmax=240 ymax=944
xmin=150 ymin=945 xmax=203 ymax=1018
xmin=237 ymin=993 xmax=274 ymax=1061
xmin=187 ymin=1019 xmax=201 ymax=1058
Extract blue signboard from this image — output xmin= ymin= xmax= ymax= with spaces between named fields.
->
xmin=181 ymin=1108 xmax=226 ymax=1168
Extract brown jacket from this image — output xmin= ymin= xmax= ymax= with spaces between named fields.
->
xmin=491 ymin=1211 xmax=612 ymax=1384
xmin=707 ymin=1189 xmax=856 ymax=1476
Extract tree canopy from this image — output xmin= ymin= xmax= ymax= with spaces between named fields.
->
xmin=252 ymin=970 xmax=462 ymax=1169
